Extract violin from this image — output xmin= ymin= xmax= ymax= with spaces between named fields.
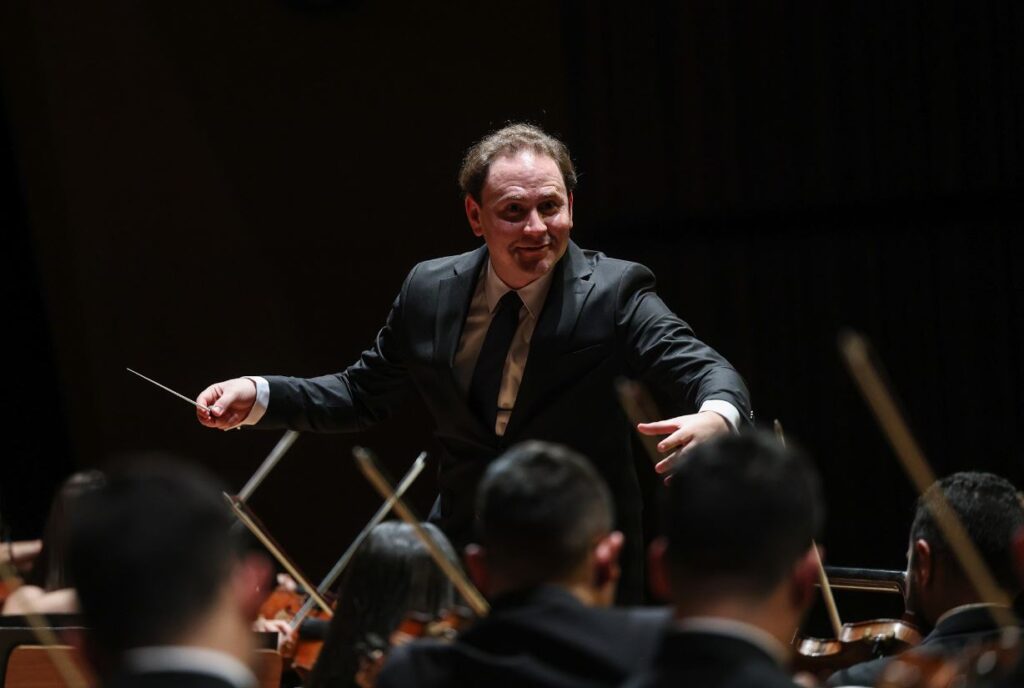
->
xmin=790 ymin=567 xmax=923 ymax=680
xmin=877 ymin=628 xmax=1022 ymax=687
xmin=257 ymin=580 xmax=334 ymax=679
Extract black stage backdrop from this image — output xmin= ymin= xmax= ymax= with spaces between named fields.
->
xmin=2 ymin=1 xmax=1022 ymax=609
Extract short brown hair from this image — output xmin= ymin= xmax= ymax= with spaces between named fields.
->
xmin=458 ymin=123 xmax=577 ymax=201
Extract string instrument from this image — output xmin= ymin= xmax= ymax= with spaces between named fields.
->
xmin=839 ymin=332 xmax=1021 ymax=686
xmin=256 ymin=583 xmax=333 ymax=678
xmin=791 ymin=567 xmax=922 ymax=679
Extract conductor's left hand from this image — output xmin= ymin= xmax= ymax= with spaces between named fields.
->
xmin=637 ymin=411 xmax=729 ymax=478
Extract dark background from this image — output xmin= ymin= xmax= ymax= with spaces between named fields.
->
xmin=2 ymin=0 xmax=1022 ymax=616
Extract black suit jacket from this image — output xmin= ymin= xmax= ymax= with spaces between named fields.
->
xmin=105 ymin=671 xmax=240 ymax=688
xmin=624 ymin=629 xmax=798 ymax=688
xmin=826 ymin=605 xmax=1015 ymax=687
xmin=377 ymin=586 xmax=670 ymax=688
xmin=260 ymin=242 xmax=751 ymax=600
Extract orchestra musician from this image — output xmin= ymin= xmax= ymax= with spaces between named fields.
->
xmin=68 ymin=458 xmax=273 ymax=688
xmin=194 ymin=123 xmax=751 ymax=602
xmin=377 ymin=440 xmax=670 ymax=688
xmin=305 ymin=522 xmax=458 ymax=688
xmin=1 ymin=469 xmax=105 ymax=616
xmin=825 ymin=471 xmax=1024 ymax=687
xmin=627 ymin=432 xmax=824 ymax=688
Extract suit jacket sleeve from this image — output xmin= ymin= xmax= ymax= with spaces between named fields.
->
xmin=616 ymin=262 xmax=752 ymax=424
xmin=257 ymin=264 xmax=420 ymax=432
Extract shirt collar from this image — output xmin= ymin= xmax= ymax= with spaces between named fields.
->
xmin=123 ymin=646 xmax=257 ymax=688
xmin=483 ymin=260 xmax=556 ymax=319
xmin=674 ymin=616 xmax=789 ymax=666
xmin=934 ymin=602 xmax=1011 ymax=628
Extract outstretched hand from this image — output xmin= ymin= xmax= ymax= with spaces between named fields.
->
xmin=637 ymin=411 xmax=729 ymax=479
xmin=196 ymin=378 xmax=257 ymax=430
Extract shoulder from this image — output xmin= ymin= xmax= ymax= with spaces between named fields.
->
xmin=406 ymin=247 xmax=486 ymax=284
xmin=377 ymin=640 xmax=453 ymax=688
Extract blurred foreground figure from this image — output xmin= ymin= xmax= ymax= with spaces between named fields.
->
xmin=2 ymin=469 xmax=105 ymax=615
xmin=69 ymin=459 xmax=273 ymax=688
xmin=306 ymin=521 xmax=457 ymax=688
xmin=628 ymin=432 xmax=824 ymax=688
xmin=827 ymin=472 xmax=1024 ymax=687
xmin=377 ymin=440 xmax=668 ymax=688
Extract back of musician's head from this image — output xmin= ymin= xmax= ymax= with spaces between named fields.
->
xmin=29 ymin=469 xmax=106 ymax=591
xmin=68 ymin=457 xmax=243 ymax=660
xmin=307 ymin=521 xmax=456 ymax=688
xmin=475 ymin=441 xmax=614 ymax=586
xmin=662 ymin=432 xmax=824 ymax=598
xmin=910 ymin=471 xmax=1024 ymax=592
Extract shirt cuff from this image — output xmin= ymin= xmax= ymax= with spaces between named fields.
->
xmin=241 ymin=376 xmax=270 ymax=426
xmin=699 ymin=399 xmax=741 ymax=432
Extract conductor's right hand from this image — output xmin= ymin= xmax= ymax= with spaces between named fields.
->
xmin=196 ymin=378 xmax=257 ymax=430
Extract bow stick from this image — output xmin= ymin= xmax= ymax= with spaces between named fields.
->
xmin=353 ymin=446 xmax=489 ymax=617
xmin=839 ymin=331 xmax=1018 ymax=636
xmin=289 ymin=452 xmax=429 ymax=628
xmin=774 ymin=419 xmax=844 ymax=639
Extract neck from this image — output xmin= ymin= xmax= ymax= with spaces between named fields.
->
xmin=172 ymin=593 xmax=254 ymax=668
xmin=673 ymin=590 xmax=800 ymax=652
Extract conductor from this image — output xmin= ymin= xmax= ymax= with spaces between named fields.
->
xmin=196 ymin=123 xmax=752 ymax=602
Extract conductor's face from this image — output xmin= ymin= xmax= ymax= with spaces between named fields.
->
xmin=465 ymin=150 xmax=573 ymax=289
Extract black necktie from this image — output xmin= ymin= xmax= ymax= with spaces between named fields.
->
xmin=468 ymin=290 xmax=523 ymax=432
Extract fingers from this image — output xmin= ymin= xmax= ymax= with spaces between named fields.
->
xmin=195 ymin=379 xmax=256 ymax=430
xmin=636 ymin=419 xmax=682 ymax=435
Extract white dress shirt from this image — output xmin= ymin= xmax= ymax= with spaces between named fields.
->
xmin=242 ymin=259 xmax=740 ymax=433
xmin=675 ymin=616 xmax=789 ymax=666
xmin=123 ymin=646 xmax=257 ymax=688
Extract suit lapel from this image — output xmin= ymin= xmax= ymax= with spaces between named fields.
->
xmin=434 ymin=246 xmax=488 ymax=368
xmin=504 ymin=242 xmax=595 ymax=438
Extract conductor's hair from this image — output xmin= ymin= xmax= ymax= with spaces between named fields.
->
xmin=910 ymin=471 xmax=1024 ymax=592
xmin=458 ymin=123 xmax=577 ymax=202
xmin=476 ymin=441 xmax=613 ymax=584
xmin=68 ymin=457 xmax=241 ymax=660
xmin=663 ymin=432 xmax=824 ymax=597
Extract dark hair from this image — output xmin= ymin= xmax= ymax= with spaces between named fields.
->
xmin=458 ymin=123 xmax=578 ymax=202
xmin=306 ymin=521 xmax=457 ymax=688
xmin=663 ymin=432 xmax=824 ymax=597
xmin=68 ymin=458 xmax=241 ymax=658
xmin=475 ymin=441 xmax=613 ymax=584
xmin=910 ymin=471 xmax=1024 ymax=591
xmin=28 ymin=469 xmax=106 ymax=591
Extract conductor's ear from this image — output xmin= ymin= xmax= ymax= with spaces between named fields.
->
xmin=465 ymin=195 xmax=484 ymax=237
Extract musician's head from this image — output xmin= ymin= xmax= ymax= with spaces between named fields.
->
xmin=649 ymin=432 xmax=824 ymax=644
xmin=68 ymin=456 xmax=272 ymax=675
xmin=466 ymin=440 xmax=622 ymax=606
xmin=307 ymin=522 xmax=457 ymax=688
xmin=29 ymin=469 xmax=106 ymax=592
xmin=905 ymin=471 xmax=1024 ymax=624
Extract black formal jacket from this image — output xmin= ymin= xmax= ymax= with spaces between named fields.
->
xmin=260 ymin=242 xmax=752 ymax=600
xmin=376 ymin=586 xmax=670 ymax=688
xmin=826 ymin=605 xmax=1015 ymax=687
xmin=624 ymin=629 xmax=799 ymax=688
xmin=105 ymin=671 xmax=239 ymax=688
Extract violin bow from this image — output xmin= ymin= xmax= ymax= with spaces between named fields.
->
xmin=289 ymin=452 xmax=429 ymax=629
xmin=774 ymin=419 xmax=844 ymax=639
xmin=0 ymin=535 xmax=89 ymax=688
xmin=352 ymin=446 xmax=490 ymax=617
xmin=839 ymin=331 xmax=1018 ymax=635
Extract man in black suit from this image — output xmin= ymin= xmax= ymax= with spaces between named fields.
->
xmin=68 ymin=459 xmax=273 ymax=688
xmin=628 ymin=432 xmax=823 ymax=688
xmin=377 ymin=440 xmax=669 ymax=688
xmin=196 ymin=123 xmax=751 ymax=601
xmin=826 ymin=472 xmax=1024 ymax=688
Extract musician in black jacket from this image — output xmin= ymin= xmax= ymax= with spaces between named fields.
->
xmin=627 ymin=432 xmax=824 ymax=688
xmin=377 ymin=440 xmax=669 ymax=688
xmin=826 ymin=472 xmax=1024 ymax=688
xmin=68 ymin=459 xmax=273 ymax=688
